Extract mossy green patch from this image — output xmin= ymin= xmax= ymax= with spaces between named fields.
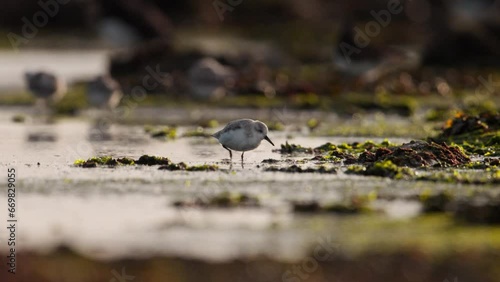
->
xmin=74 ymin=155 xmax=219 ymax=171
xmin=75 ymin=155 xmax=170 ymax=167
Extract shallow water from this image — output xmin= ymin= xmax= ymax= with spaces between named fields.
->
xmin=0 ymin=106 xmax=491 ymax=263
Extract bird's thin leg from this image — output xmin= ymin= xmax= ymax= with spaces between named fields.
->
xmin=223 ymin=145 xmax=232 ymax=159
xmin=241 ymin=152 xmax=244 ymax=162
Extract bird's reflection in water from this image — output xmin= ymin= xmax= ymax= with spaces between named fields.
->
xmin=24 ymin=71 xmax=66 ymax=142
xmin=86 ymin=75 xmax=123 ymax=142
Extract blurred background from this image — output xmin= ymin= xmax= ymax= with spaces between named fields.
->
xmin=1 ymin=0 xmax=499 ymax=100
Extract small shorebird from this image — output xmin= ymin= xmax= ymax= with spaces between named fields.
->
xmin=25 ymin=71 xmax=66 ymax=108
xmin=87 ymin=75 xmax=123 ymax=110
xmin=213 ymin=119 xmax=275 ymax=161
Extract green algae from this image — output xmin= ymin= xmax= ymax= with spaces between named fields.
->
xmin=74 ymin=155 xmax=170 ymax=167
xmin=74 ymin=155 xmax=219 ymax=171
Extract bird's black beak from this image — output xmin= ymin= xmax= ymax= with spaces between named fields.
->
xmin=264 ymin=136 xmax=275 ymax=146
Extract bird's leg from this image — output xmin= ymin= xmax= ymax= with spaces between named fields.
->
xmin=223 ymin=145 xmax=232 ymax=159
xmin=241 ymin=152 xmax=244 ymax=162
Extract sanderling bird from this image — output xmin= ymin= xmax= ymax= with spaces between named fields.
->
xmin=25 ymin=71 xmax=66 ymax=106
xmin=87 ymin=75 xmax=123 ymax=110
xmin=213 ymin=119 xmax=275 ymax=161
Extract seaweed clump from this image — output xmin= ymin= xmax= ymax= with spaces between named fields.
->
xmin=358 ymin=141 xmax=470 ymax=167
xmin=74 ymin=156 xmax=136 ymax=168
xmin=435 ymin=112 xmax=500 ymax=156
xmin=75 ymin=155 xmax=219 ymax=171
xmin=135 ymin=155 xmax=171 ymax=166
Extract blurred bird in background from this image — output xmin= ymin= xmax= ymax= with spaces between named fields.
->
xmin=87 ymin=75 xmax=123 ymax=110
xmin=24 ymin=71 xmax=66 ymax=122
xmin=86 ymin=75 xmax=123 ymax=140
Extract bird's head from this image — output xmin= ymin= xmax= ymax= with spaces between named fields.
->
xmin=254 ymin=121 xmax=274 ymax=146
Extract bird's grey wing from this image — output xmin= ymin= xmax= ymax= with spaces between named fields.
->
xmin=213 ymin=119 xmax=253 ymax=138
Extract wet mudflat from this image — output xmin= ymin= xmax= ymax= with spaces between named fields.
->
xmin=0 ymin=106 xmax=499 ymax=282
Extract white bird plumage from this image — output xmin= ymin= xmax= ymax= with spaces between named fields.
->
xmin=213 ymin=119 xmax=275 ymax=161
